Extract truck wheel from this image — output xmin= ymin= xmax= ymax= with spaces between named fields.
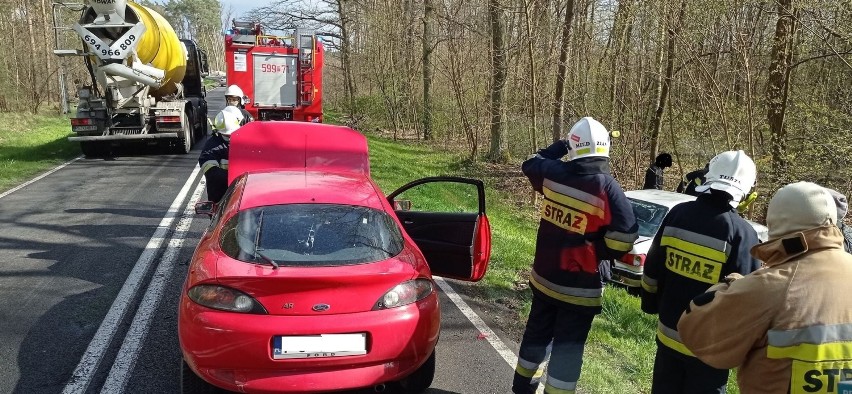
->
xmin=192 ymin=109 xmax=206 ymax=140
xmin=174 ymin=117 xmax=192 ymax=154
xmin=80 ymin=142 xmax=107 ymax=158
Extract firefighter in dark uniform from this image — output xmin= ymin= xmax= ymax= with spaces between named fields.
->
xmin=224 ymin=84 xmax=254 ymax=124
xmin=640 ymin=150 xmax=762 ymax=393
xmin=677 ymin=163 xmax=709 ymax=196
xmin=513 ymin=117 xmax=639 ymax=394
xmin=199 ymin=106 xmax=244 ymax=203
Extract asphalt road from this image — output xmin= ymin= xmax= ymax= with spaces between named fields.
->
xmin=0 ymin=88 xmax=521 ymax=394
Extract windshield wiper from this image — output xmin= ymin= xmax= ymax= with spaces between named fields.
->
xmin=253 ymin=210 xmax=279 ymax=269
xmin=255 ymin=249 xmax=279 ymax=269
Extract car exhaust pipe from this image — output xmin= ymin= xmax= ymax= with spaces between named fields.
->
xmin=373 ymin=383 xmax=386 ymax=392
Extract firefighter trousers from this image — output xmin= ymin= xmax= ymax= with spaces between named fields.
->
xmin=512 ymin=293 xmax=594 ymax=394
xmin=204 ymin=167 xmax=228 ymax=203
xmin=651 ymin=344 xmax=728 ymax=394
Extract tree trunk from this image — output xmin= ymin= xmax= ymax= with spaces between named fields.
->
xmin=522 ymin=0 xmax=538 ymax=151
xmin=551 ymin=0 xmax=575 ymax=143
xmin=337 ymin=0 xmax=357 ymax=119
xmin=765 ymin=0 xmax=796 ymax=179
xmin=422 ymin=0 xmax=434 ymax=140
xmin=487 ymin=0 xmax=508 ymax=162
xmin=647 ymin=0 xmax=685 ymax=165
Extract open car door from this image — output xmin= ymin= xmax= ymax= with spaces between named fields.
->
xmin=387 ymin=177 xmax=492 ymax=282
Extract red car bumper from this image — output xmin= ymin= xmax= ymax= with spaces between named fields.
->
xmin=178 ymin=292 xmax=440 ymax=393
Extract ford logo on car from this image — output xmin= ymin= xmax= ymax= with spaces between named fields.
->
xmin=312 ymin=304 xmax=330 ymax=312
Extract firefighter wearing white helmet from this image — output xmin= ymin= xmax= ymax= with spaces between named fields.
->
xmin=198 ymin=106 xmax=244 ymax=202
xmin=640 ymin=149 xmax=761 ymax=394
xmin=224 ymin=84 xmax=254 ymax=124
xmin=565 ymin=116 xmax=611 ymax=160
xmin=513 ymin=117 xmax=638 ymax=394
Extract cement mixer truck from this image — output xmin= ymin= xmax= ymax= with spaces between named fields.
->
xmin=52 ymin=0 xmax=209 ymax=157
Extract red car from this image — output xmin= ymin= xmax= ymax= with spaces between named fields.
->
xmin=179 ymin=122 xmax=492 ymax=393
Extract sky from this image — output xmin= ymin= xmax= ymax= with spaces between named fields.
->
xmin=221 ymin=0 xmax=275 ymax=18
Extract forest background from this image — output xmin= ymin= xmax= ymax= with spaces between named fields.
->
xmin=1 ymin=0 xmax=851 ymax=218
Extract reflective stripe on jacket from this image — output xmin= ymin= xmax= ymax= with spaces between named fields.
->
xmin=198 ymin=134 xmax=229 ymax=174
xmin=678 ymin=226 xmax=852 ymax=394
xmin=522 ymin=141 xmax=638 ymax=313
xmin=641 ymin=192 xmax=761 ymax=355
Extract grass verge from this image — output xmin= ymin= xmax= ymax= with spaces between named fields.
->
xmin=0 ymin=113 xmax=79 ymax=193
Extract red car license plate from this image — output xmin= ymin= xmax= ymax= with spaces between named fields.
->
xmin=272 ymin=333 xmax=367 ymax=359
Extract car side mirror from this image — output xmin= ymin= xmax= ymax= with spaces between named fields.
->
xmin=195 ymin=201 xmax=216 ymax=217
xmin=393 ymin=200 xmax=412 ymax=211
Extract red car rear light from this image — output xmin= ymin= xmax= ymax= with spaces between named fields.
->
xmin=71 ymin=118 xmax=92 ymax=126
xmin=372 ymin=278 xmax=434 ymax=310
xmin=621 ymin=253 xmax=646 ymax=267
xmin=187 ymin=284 xmax=268 ymax=314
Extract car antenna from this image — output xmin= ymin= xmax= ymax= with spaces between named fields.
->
xmin=254 ymin=210 xmax=279 ymax=269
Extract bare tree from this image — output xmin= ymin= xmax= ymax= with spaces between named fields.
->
xmin=765 ymin=0 xmax=797 ymax=179
xmin=646 ymin=0 xmax=686 ymax=164
xmin=487 ymin=0 xmax=509 ymax=162
xmin=551 ymin=0 xmax=575 ymax=142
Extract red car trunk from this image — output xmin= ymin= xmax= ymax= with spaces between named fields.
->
xmin=213 ymin=249 xmax=426 ymax=316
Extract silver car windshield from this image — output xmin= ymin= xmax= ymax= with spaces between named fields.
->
xmin=219 ymin=204 xmax=405 ymax=267
xmin=629 ymin=198 xmax=669 ymax=238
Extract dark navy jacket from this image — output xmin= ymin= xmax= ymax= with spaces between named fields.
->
xmin=522 ymin=141 xmax=638 ymax=314
xmin=198 ymin=134 xmax=229 ymax=174
xmin=640 ymin=192 xmax=761 ymax=356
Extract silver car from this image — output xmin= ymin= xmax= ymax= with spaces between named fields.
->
xmin=608 ymin=189 xmax=768 ymax=289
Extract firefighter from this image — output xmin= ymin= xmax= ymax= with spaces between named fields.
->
xmin=643 ymin=153 xmax=673 ymax=190
xmin=199 ymin=106 xmax=243 ymax=203
xmin=677 ymin=163 xmax=709 ymax=196
xmin=513 ymin=117 xmax=639 ymax=394
xmin=224 ymin=84 xmax=254 ymax=124
xmin=678 ymin=181 xmax=852 ymax=394
xmin=640 ymin=150 xmax=762 ymax=394
xmin=825 ymin=187 xmax=852 ymax=253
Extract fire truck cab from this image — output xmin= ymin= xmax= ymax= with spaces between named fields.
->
xmin=225 ymin=20 xmax=323 ymax=123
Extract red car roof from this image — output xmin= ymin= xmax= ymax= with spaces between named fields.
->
xmin=238 ymin=170 xmax=387 ymax=210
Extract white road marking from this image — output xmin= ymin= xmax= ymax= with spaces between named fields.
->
xmin=101 ymin=178 xmax=205 ymax=393
xmin=62 ymin=166 xmax=202 ymax=394
xmin=0 ymin=156 xmax=83 ymax=200
xmin=433 ymin=277 xmax=518 ymax=368
xmin=435 ymin=278 xmax=547 ymax=393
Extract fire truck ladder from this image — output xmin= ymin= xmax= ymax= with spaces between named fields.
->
xmin=297 ymin=30 xmax=316 ymax=106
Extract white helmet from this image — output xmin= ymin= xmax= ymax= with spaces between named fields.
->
xmin=695 ymin=150 xmax=756 ymax=207
xmin=566 ymin=117 xmax=610 ymax=160
xmin=225 ymin=84 xmax=244 ymax=97
xmin=214 ymin=106 xmax=244 ymax=136
xmin=225 ymin=84 xmax=245 ymax=105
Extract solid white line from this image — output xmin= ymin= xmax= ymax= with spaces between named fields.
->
xmin=0 ymin=156 xmax=83 ymax=200
xmin=62 ymin=165 xmax=202 ymax=394
xmin=433 ymin=277 xmax=518 ymax=369
xmin=100 ymin=178 xmax=205 ymax=393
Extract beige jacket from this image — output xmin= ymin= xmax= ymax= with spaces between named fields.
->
xmin=677 ymin=226 xmax=852 ymax=394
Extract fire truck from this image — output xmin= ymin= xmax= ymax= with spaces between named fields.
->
xmin=225 ymin=21 xmax=323 ymax=122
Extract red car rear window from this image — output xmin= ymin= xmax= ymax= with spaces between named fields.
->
xmin=219 ymin=204 xmax=404 ymax=267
